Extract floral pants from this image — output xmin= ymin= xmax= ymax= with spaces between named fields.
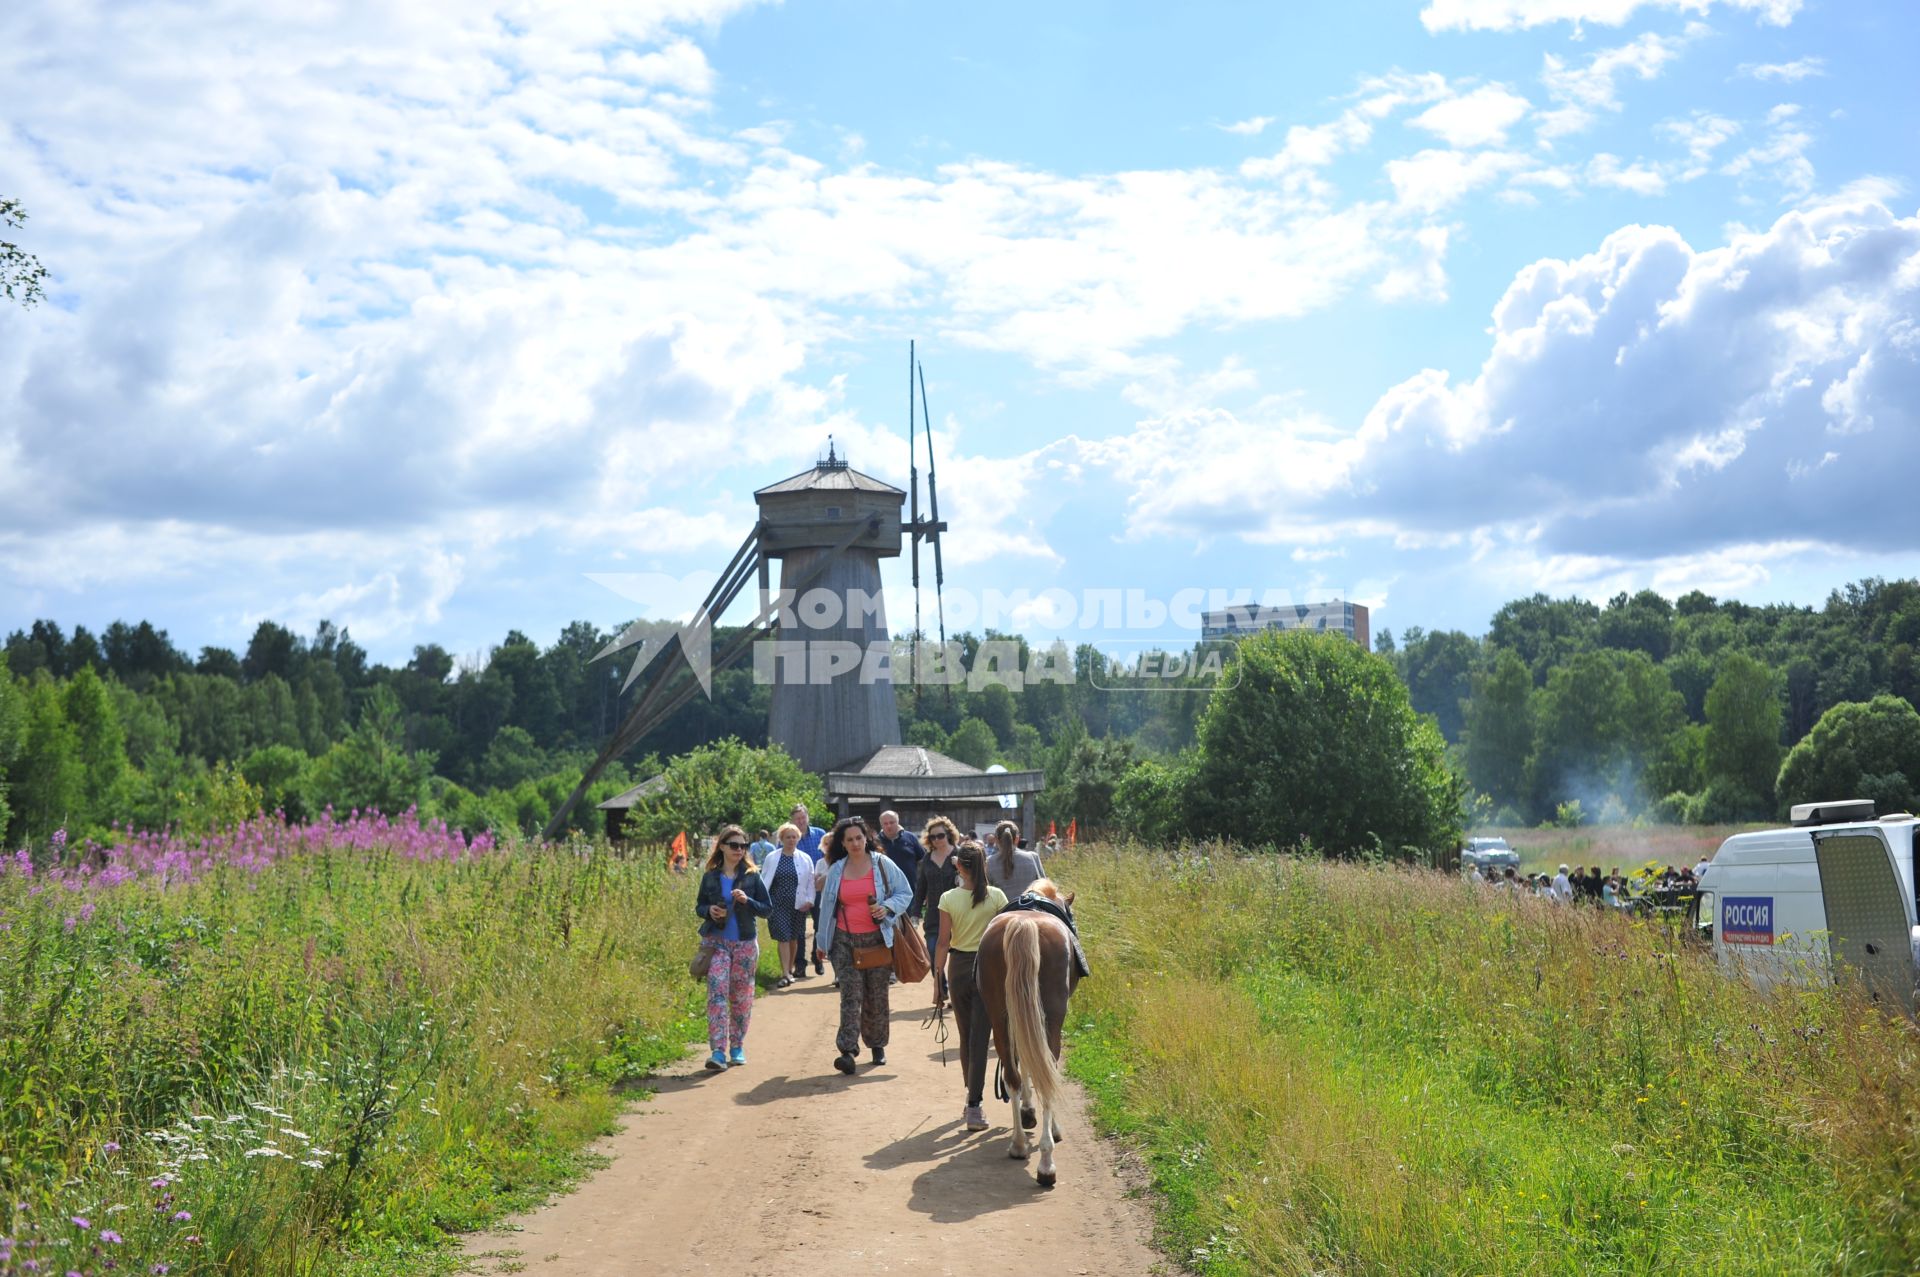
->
xmin=705 ymin=938 xmax=757 ymax=1054
xmin=831 ymin=930 xmax=891 ymax=1054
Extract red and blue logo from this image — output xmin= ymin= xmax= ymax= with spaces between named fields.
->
xmin=1722 ymin=896 xmax=1774 ymax=945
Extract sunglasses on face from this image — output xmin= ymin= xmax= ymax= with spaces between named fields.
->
xmin=927 ymin=832 xmax=948 ymax=842
xmin=722 ymin=840 xmax=747 ymax=850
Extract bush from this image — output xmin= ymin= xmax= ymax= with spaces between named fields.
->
xmin=620 ymin=738 xmax=823 ymax=845
xmin=1776 ymin=695 xmax=1920 ymax=815
xmin=1187 ymin=630 xmax=1463 ymax=856
xmin=1114 ymin=757 xmax=1190 ymax=845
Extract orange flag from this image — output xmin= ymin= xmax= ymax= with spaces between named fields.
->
xmin=1048 ymin=820 xmax=1057 ymax=838
xmin=1066 ymin=818 xmax=1077 ymax=845
xmin=669 ymin=829 xmax=688 ymax=871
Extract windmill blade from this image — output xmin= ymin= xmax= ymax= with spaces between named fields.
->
xmin=909 ymin=340 xmax=922 ymax=694
xmin=917 ymin=359 xmax=950 ymax=657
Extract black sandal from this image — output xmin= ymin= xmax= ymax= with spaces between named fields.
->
xmin=777 ymin=975 xmax=793 ymax=988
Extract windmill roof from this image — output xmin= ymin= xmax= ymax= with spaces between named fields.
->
xmin=841 ymin=745 xmax=984 ymax=778
xmin=755 ymin=464 xmax=904 ymax=497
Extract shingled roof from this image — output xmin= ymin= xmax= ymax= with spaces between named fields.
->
xmin=754 ymin=463 xmax=903 ymax=497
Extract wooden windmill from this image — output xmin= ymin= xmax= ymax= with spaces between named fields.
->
xmin=540 ymin=343 xmax=950 ymax=839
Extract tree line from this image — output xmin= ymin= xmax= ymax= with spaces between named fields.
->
xmin=4 ymin=576 xmax=1918 ymax=848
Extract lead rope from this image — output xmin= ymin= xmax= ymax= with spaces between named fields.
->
xmin=921 ymin=1000 xmax=950 ymax=1065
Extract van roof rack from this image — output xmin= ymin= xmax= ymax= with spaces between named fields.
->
xmin=1789 ymin=798 xmax=1876 ymax=828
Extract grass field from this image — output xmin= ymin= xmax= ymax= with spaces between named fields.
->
xmin=1470 ymin=824 xmax=1753 ymax=875
xmin=0 ymin=814 xmax=705 ymax=1277
xmin=1058 ymin=844 xmax=1920 ymax=1276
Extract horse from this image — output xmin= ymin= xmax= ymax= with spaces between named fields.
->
xmin=977 ymin=880 xmax=1080 ymax=1188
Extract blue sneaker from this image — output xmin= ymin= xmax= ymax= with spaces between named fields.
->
xmin=705 ymin=1051 xmax=728 ymax=1071
xmin=728 ymin=1047 xmax=746 ymax=1067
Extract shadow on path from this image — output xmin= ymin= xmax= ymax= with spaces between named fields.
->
xmin=901 ymin=1131 xmax=1050 ymax=1222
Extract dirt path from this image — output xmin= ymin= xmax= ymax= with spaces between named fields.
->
xmin=464 ymin=970 xmax=1169 ymax=1277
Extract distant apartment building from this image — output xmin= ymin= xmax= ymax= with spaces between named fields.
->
xmin=1200 ymin=599 xmax=1371 ymax=649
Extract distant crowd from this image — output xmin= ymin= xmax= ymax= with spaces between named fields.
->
xmin=1472 ymin=857 xmax=1711 ymax=908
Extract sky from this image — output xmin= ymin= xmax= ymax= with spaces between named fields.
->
xmin=2 ymin=0 xmax=1917 ymax=666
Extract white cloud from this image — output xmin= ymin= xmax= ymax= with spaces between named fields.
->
xmin=1387 ymin=148 xmax=1529 ymax=213
xmin=1658 ymin=113 xmax=1742 ymax=175
xmin=1218 ymin=115 xmax=1276 ymax=136
xmin=1720 ymin=105 xmax=1816 ymax=195
xmin=1741 ymin=56 xmax=1826 ymax=82
xmin=1538 ymin=30 xmax=1693 ymax=140
xmin=1409 ymin=85 xmax=1534 ymax=147
xmin=1587 ymin=153 xmax=1669 ymax=195
xmin=1421 ymin=0 xmax=1799 ymax=33
xmin=1076 ymin=197 xmax=1920 ymax=568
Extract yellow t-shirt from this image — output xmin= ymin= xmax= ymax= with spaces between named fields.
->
xmin=939 ymin=884 xmax=1008 ymax=953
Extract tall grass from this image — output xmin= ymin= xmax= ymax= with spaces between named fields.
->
xmin=1058 ymin=845 xmax=1920 ymax=1276
xmin=1476 ymin=824 xmax=1751 ymax=875
xmin=1 ymin=823 xmax=703 ymax=1276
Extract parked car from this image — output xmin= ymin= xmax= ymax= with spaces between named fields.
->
xmin=1462 ymin=836 xmax=1520 ymax=874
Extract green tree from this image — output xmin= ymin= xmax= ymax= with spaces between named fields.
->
xmin=945 ymin=717 xmax=998 ymax=769
xmin=1776 ymin=696 xmax=1920 ymax=815
xmin=1703 ymin=652 xmax=1782 ymax=814
xmin=1188 ymin=630 xmax=1463 ymax=856
xmin=0 ymin=659 xmax=22 ymax=834
xmin=1463 ymin=649 xmax=1534 ymax=809
xmin=618 ymin=738 xmax=823 ymax=844
xmin=1047 ymin=735 xmax=1136 ymax=831
xmin=63 ymin=666 xmax=129 ymax=833
xmin=476 ymin=725 xmax=549 ymax=790
xmin=1113 ymin=755 xmax=1192 ymax=845
xmin=1 ymin=198 xmax=49 ymax=307
xmin=302 ymin=686 xmax=437 ymax=817
xmin=7 ymin=678 xmax=84 ymax=845
xmin=1393 ymin=626 xmax=1479 ymax=742
xmin=240 ymin=744 xmax=313 ymax=822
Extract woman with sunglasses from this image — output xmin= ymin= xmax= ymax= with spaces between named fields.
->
xmin=911 ymin=816 xmax=962 ymax=997
xmin=694 ymin=825 xmax=773 ymax=1071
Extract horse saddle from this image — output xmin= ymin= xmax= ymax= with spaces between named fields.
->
xmin=1004 ymin=894 xmax=1090 ymax=979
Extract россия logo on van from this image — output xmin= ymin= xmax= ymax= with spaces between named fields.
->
xmin=1722 ymin=896 xmax=1775 ymax=945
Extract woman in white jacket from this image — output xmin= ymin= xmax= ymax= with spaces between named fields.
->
xmin=761 ymin=822 xmax=816 ymax=988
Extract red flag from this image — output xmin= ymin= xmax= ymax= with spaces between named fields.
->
xmin=669 ymin=829 xmax=688 ymax=871
xmin=1066 ymin=818 xmax=1077 ymax=845
xmin=1048 ymin=820 xmax=1057 ymax=838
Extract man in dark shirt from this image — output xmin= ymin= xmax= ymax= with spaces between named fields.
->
xmin=875 ymin=809 xmax=925 ymax=929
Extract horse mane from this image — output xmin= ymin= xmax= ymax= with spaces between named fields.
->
xmin=1027 ymin=877 xmax=1062 ymax=902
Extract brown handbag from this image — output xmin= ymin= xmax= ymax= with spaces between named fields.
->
xmin=873 ymin=859 xmax=931 ymax=983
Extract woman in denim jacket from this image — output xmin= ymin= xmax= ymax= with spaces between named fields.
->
xmin=813 ymin=815 xmax=914 ymax=1075
xmin=694 ymin=825 xmax=773 ymax=1071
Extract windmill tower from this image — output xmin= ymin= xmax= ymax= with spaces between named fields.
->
xmin=539 ymin=343 xmax=951 ymax=838
xmin=755 ymin=443 xmax=905 ymax=773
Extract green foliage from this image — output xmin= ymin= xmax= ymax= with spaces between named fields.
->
xmin=6 ymin=676 xmax=83 ymax=845
xmin=1463 ymin=648 xmax=1532 ymax=807
xmin=0 ymin=657 xmax=21 ymax=836
xmin=303 ymin=686 xmax=437 ymax=817
xmin=1113 ymin=756 xmax=1191 ymax=845
xmin=619 ymin=738 xmax=822 ymax=845
xmin=241 ymin=743 xmax=314 ymax=821
xmin=1045 ymin=734 xmax=1137 ymax=831
xmin=1702 ymin=652 xmax=1783 ymax=817
xmin=1 ymin=196 xmax=49 ymax=307
xmin=1776 ymin=695 xmax=1920 ymax=814
xmin=476 ymin=724 xmax=549 ymax=790
xmin=1188 ymin=630 xmax=1463 ymax=856
xmin=0 ymin=840 xmax=704 ymax=1276
xmin=63 ymin=665 xmax=130 ymax=832
xmin=944 ymin=716 xmax=998 ymax=768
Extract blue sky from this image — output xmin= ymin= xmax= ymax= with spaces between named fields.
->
xmin=2 ymin=0 xmax=1917 ymax=665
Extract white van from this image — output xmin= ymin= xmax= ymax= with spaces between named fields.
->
xmin=1695 ymin=799 xmax=1918 ymax=1014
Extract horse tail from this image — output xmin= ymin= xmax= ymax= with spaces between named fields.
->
xmin=1002 ymin=914 xmax=1063 ymax=1112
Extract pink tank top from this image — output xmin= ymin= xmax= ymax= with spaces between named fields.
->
xmin=838 ymin=869 xmax=879 ymax=934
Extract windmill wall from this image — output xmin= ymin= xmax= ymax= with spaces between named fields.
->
xmin=766 ymin=545 xmax=902 ymax=773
